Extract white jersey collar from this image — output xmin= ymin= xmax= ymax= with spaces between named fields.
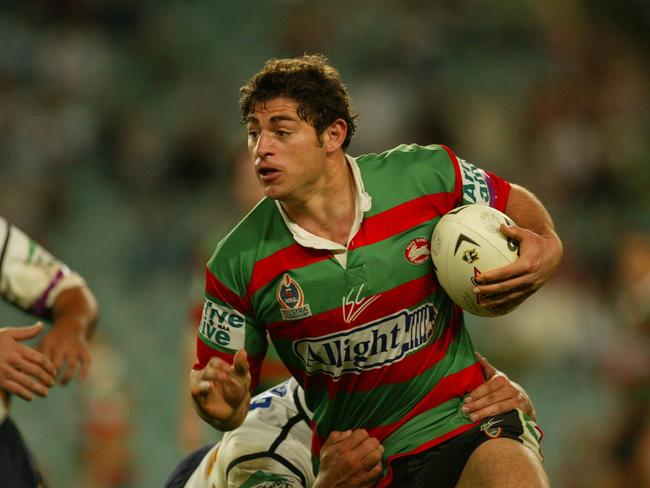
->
xmin=275 ymin=154 xmax=372 ymax=252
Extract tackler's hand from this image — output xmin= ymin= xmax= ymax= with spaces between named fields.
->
xmin=461 ymin=352 xmax=536 ymax=422
xmin=314 ymin=429 xmax=384 ymax=488
xmin=0 ymin=323 xmax=56 ymax=401
xmin=37 ymin=317 xmax=92 ymax=385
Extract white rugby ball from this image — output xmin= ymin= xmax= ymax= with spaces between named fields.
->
xmin=431 ymin=204 xmax=519 ymax=317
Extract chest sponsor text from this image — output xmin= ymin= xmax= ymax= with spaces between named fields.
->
xmin=293 ymin=303 xmax=437 ymax=378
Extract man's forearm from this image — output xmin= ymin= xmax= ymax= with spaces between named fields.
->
xmin=505 ymin=185 xmax=557 ymax=237
xmin=51 ymin=286 xmax=98 ymax=338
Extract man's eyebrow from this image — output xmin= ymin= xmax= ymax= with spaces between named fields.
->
xmin=245 ymin=114 xmax=299 ymax=124
xmin=269 ymin=115 xmax=299 ymax=124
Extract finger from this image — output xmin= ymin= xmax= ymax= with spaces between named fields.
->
xmin=473 ymin=271 xmax=532 ymax=295
xmin=465 ymin=380 xmax=514 ymax=413
xmin=11 ymin=322 xmax=46 ymax=341
xmin=351 ymin=456 xmax=384 ymax=487
xmin=472 ymin=260 xmax=529 ymax=285
xmin=50 ymin=348 xmax=66 ymax=371
xmin=467 ymin=400 xmax=517 ymax=422
xmin=341 ymin=429 xmax=370 ymax=448
xmin=499 ymin=223 xmax=523 ymax=239
xmin=22 ymin=346 xmax=57 ymax=377
xmin=1 ymin=379 xmax=36 ymax=401
xmin=337 ymin=429 xmax=353 ymax=440
xmin=231 ymin=350 xmax=251 ymax=390
xmin=323 ymin=430 xmax=351 ymax=447
xmin=202 ymin=359 xmax=231 ymax=381
xmin=189 ymin=368 xmax=212 ymax=396
xmin=465 ymin=380 xmax=495 ymax=404
xmin=479 ymin=289 xmax=530 ymax=309
xmin=365 ymin=461 xmax=384 ymax=483
xmin=16 ymin=358 xmax=56 ymax=387
xmin=356 ymin=438 xmax=384 ymax=469
xmin=7 ymin=369 xmax=49 ymax=398
xmin=232 ymin=350 xmax=250 ymax=377
xmin=60 ymin=356 xmax=80 ymax=385
xmin=77 ymin=349 xmax=91 ymax=382
xmin=475 ymin=352 xmax=497 ymax=379
xmin=193 ymin=379 xmax=213 ymax=396
xmin=221 ymin=373 xmax=249 ymax=403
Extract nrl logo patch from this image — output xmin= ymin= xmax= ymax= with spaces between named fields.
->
xmin=462 ymin=248 xmax=479 ymax=264
xmin=276 ymin=273 xmax=312 ymax=321
xmin=404 ymin=237 xmax=431 ymax=265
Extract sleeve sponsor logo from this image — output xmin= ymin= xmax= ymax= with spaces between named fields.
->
xmin=293 ymin=303 xmax=437 ymax=378
xmin=459 ymin=159 xmax=491 ymax=205
xmin=199 ymin=298 xmax=246 ymax=350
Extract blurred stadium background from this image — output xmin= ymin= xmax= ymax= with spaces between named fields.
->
xmin=1 ymin=1 xmax=648 ymax=487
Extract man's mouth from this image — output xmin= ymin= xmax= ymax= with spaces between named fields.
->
xmin=258 ymin=166 xmax=281 ymax=180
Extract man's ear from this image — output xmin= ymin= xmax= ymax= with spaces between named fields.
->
xmin=324 ymin=119 xmax=348 ymax=153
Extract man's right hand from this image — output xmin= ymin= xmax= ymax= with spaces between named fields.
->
xmin=314 ymin=429 xmax=384 ymax=488
xmin=189 ymin=349 xmax=251 ymax=431
xmin=0 ymin=322 xmax=56 ymax=401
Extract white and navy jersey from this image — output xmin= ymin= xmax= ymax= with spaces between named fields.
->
xmin=0 ymin=216 xmax=85 ymax=317
xmin=185 ymin=378 xmax=314 ymax=488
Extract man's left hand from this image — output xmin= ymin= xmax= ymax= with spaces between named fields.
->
xmin=37 ymin=318 xmax=91 ymax=385
xmin=472 ymin=223 xmax=562 ymax=313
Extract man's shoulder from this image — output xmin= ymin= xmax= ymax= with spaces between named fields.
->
xmin=205 ymin=198 xmax=295 ymax=290
xmin=356 ymin=143 xmax=452 ymax=165
xmin=354 ymin=144 xmax=458 ymax=206
xmin=211 ymin=198 xmax=284 ymax=260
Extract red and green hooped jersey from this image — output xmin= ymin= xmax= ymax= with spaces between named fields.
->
xmin=195 ymin=144 xmax=511 ymax=486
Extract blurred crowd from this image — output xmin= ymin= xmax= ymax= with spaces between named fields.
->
xmin=0 ymin=1 xmax=647 ymax=487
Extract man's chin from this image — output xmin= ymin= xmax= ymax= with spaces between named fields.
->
xmin=263 ymin=186 xmax=285 ymax=201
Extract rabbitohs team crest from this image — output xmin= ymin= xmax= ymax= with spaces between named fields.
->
xmin=404 ymin=237 xmax=431 ymax=264
xmin=276 ymin=273 xmax=312 ymax=321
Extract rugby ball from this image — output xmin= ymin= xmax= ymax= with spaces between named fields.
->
xmin=431 ymin=204 xmax=519 ymax=317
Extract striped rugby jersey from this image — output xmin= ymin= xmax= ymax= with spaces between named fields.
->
xmin=195 ymin=144 xmax=511 ymax=486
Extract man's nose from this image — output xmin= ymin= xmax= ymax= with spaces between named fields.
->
xmin=255 ymin=132 xmax=273 ymax=158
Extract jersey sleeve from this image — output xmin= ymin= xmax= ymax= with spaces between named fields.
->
xmin=217 ymin=434 xmax=311 ymax=488
xmin=227 ymin=463 xmax=305 ymax=488
xmin=0 ymin=217 xmax=86 ymax=317
xmin=194 ymin=265 xmax=267 ymax=390
xmin=441 ymin=145 xmax=512 ymax=211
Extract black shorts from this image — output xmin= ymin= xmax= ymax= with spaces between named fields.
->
xmin=0 ymin=416 xmax=46 ymax=488
xmin=163 ymin=443 xmax=216 ymax=488
xmin=389 ymin=410 xmax=543 ymax=488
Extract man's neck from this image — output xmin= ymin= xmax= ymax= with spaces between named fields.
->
xmin=281 ymin=156 xmax=356 ymax=246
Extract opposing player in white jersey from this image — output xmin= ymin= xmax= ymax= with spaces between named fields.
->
xmin=166 ymin=354 xmax=536 ymax=487
xmin=0 ymin=215 xmax=98 ymax=487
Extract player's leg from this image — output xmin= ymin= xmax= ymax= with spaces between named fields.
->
xmin=163 ymin=443 xmax=216 ymax=488
xmin=0 ymin=416 xmax=47 ymax=488
xmin=456 ymin=437 xmax=549 ymax=488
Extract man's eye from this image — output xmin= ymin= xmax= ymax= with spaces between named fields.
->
xmin=248 ymin=130 xmax=259 ymax=138
xmin=276 ymin=130 xmax=289 ymax=137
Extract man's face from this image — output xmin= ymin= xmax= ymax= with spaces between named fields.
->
xmin=246 ymin=97 xmax=328 ymax=203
